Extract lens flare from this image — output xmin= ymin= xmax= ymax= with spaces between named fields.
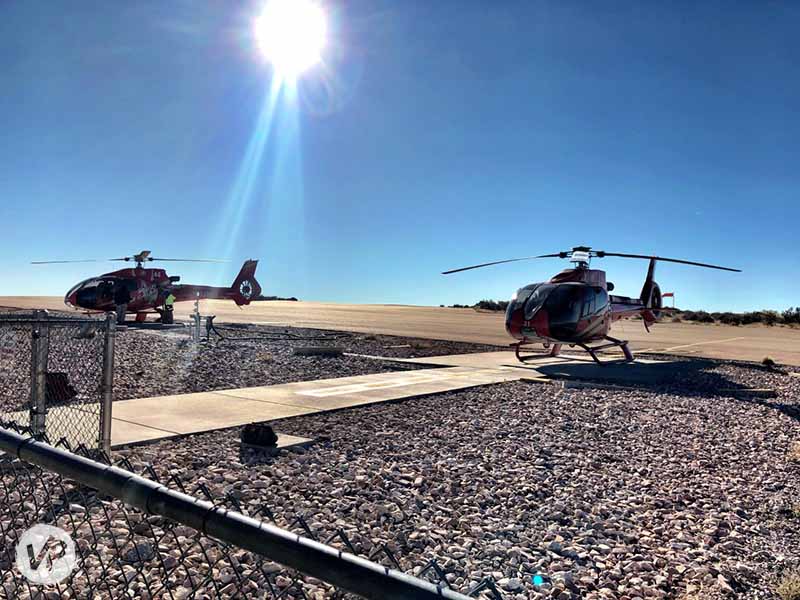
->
xmin=254 ymin=0 xmax=326 ymax=76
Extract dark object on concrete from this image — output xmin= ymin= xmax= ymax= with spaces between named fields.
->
xmin=293 ymin=346 xmax=344 ymax=357
xmin=46 ymin=372 xmax=78 ymax=405
xmin=241 ymin=423 xmax=278 ymax=448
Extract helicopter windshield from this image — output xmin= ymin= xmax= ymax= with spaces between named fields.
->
xmin=520 ymin=283 xmax=610 ymax=339
xmin=72 ymin=278 xmax=118 ymax=308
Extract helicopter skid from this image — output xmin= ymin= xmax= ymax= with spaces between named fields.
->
xmin=512 ymin=341 xmax=563 ymax=363
xmin=512 ymin=335 xmax=633 ymax=365
xmin=577 ymin=336 xmax=634 ymax=364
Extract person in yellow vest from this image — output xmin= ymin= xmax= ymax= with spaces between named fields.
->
xmin=162 ymin=291 xmax=176 ymax=324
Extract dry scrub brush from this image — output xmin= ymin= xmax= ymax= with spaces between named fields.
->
xmin=788 ymin=442 xmax=800 ymax=463
xmin=777 ymin=570 xmax=800 ymax=600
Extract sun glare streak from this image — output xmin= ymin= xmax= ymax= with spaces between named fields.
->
xmin=261 ymin=79 xmax=309 ymax=297
xmin=210 ymin=77 xmax=283 ymax=276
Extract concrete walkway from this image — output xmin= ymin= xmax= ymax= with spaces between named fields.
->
xmin=109 ymin=365 xmax=522 ymax=447
xmin=108 ymin=351 xmax=679 ymax=447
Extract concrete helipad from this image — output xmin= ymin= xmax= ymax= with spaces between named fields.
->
xmin=5 ymin=352 xmax=690 ymax=448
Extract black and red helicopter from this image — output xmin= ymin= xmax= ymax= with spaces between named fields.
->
xmin=32 ymin=250 xmax=262 ymax=322
xmin=443 ymin=246 xmax=740 ymax=363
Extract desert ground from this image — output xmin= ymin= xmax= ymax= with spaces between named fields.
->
xmin=3 ymin=296 xmax=799 ymax=366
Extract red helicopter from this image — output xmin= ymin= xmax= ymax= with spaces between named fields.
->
xmin=443 ymin=246 xmax=740 ymax=364
xmin=32 ymin=251 xmax=262 ymax=322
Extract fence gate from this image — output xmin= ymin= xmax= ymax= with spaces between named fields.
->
xmin=0 ymin=310 xmax=115 ymax=455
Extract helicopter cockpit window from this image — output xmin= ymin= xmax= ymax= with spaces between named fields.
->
xmin=595 ymin=287 xmax=609 ymax=311
xmin=514 ymin=285 xmax=536 ymax=305
xmin=97 ymin=280 xmax=116 ymax=302
xmin=543 ymin=284 xmax=597 ymax=338
xmin=523 ymin=284 xmax=555 ymax=319
xmin=581 ymin=287 xmax=610 ymax=317
xmin=581 ymin=291 xmax=595 ymax=318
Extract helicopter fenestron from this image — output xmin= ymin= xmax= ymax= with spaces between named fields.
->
xmin=32 ymin=251 xmax=262 ymax=322
xmin=442 ymin=246 xmax=740 ymax=364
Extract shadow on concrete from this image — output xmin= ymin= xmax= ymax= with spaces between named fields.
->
xmin=536 ymin=357 xmax=706 ymax=386
xmin=537 ymin=356 xmax=800 ymax=423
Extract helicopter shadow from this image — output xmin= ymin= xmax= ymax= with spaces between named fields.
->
xmin=533 ymin=355 xmax=799 ymax=423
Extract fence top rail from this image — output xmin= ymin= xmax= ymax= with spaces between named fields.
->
xmin=0 ymin=426 xmax=474 ymax=600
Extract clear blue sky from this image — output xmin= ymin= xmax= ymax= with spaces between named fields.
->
xmin=1 ymin=1 xmax=798 ymax=311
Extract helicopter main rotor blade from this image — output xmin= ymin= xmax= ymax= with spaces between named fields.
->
xmin=597 ymin=252 xmax=741 ymax=272
xmin=442 ymin=254 xmax=562 ymax=275
xmin=150 ymin=258 xmax=228 ymax=263
xmin=34 ymin=257 xmax=228 ymax=264
xmin=31 ymin=259 xmax=105 ymax=264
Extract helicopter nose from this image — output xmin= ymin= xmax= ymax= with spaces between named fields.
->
xmin=505 ymin=300 xmax=525 ymax=339
xmin=65 ymin=291 xmax=78 ymax=307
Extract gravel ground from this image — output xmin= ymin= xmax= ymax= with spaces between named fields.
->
xmin=111 ymin=323 xmax=502 ymax=401
xmin=113 ymin=358 xmax=800 ymax=599
xmin=3 ymin=313 xmax=799 ymax=598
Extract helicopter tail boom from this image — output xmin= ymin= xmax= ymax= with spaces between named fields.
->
xmin=171 ymin=260 xmax=262 ymax=305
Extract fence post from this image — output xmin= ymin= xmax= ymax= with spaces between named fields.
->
xmin=193 ymin=293 xmax=201 ymax=343
xmin=29 ymin=309 xmax=49 ymax=438
xmin=99 ymin=312 xmax=116 ymax=455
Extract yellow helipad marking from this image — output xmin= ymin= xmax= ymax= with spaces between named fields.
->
xmin=662 ymin=337 xmax=745 ymax=352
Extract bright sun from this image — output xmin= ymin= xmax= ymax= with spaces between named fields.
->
xmin=254 ymin=0 xmax=327 ymax=76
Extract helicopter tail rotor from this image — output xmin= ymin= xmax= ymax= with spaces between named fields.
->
xmin=639 ymin=258 xmax=663 ymax=324
xmin=231 ymin=260 xmax=262 ymax=306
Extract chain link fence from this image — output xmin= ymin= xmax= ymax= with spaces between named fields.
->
xmin=0 ymin=424 xmax=503 ymax=600
xmin=0 ymin=311 xmax=115 ymax=455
